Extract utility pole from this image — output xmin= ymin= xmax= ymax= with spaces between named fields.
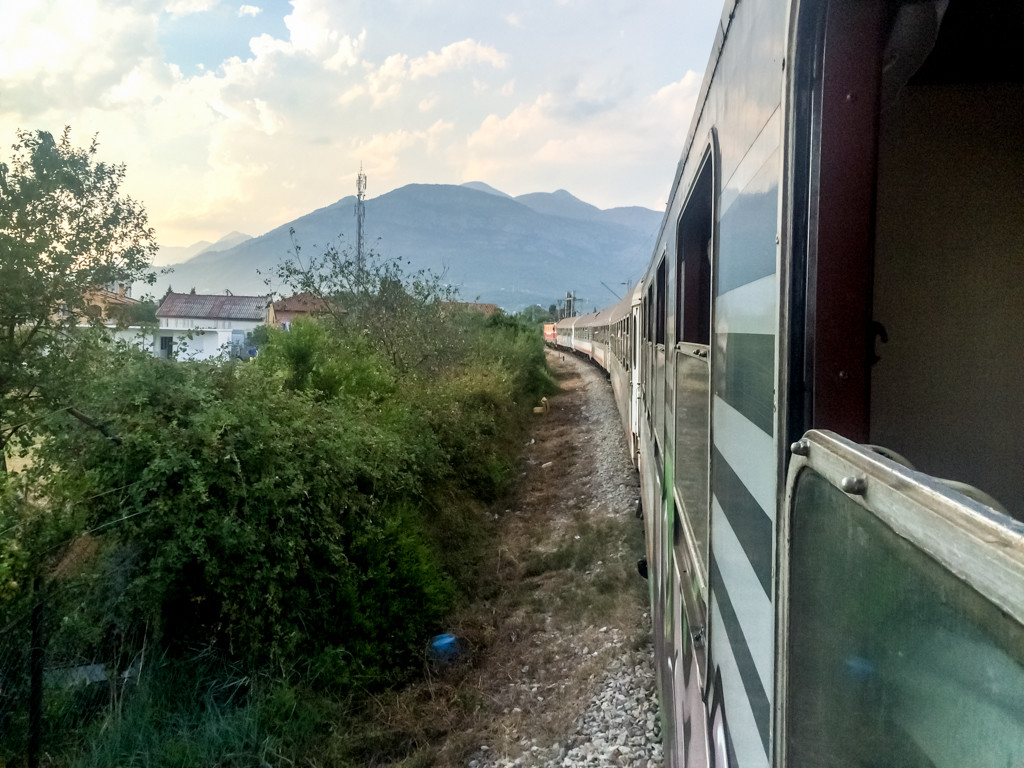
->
xmin=355 ymin=164 xmax=367 ymax=271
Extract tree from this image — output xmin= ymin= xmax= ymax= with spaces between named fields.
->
xmin=0 ymin=128 xmax=156 ymax=473
xmin=517 ymin=304 xmax=550 ymax=324
xmin=273 ymin=232 xmax=462 ymax=375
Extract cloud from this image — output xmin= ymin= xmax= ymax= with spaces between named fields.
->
xmin=323 ymin=30 xmax=365 ymax=71
xmin=237 ymin=4 xmax=261 ymax=18
xmin=275 ymin=0 xmax=365 ymax=70
xmin=348 ymin=129 xmax=422 ymax=175
xmin=356 ymin=38 xmax=506 ymax=108
xmin=0 ymin=0 xmax=160 ymax=117
xmin=409 ymin=39 xmax=506 ymax=79
xmin=463 ymin=70 xmax=702 ymax=208
xmin=164 ymin=0 xmax=219 ymax=17
xmin=365 ymin=53 xmax=409 ymax=106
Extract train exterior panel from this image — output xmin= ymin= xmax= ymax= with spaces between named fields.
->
xmin=554 ymin=0 xmax=1024 ymax=764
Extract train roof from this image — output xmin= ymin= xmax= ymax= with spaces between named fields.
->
xmin=557 ymin=282 xmax=640 ymax=330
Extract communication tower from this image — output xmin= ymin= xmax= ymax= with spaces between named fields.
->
xmin=559 ymin=291 xmax=577 ymax=319
xmin=355 ymin=164 xmax=367 ymax=270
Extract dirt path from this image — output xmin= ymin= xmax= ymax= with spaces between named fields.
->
xmin=401 ymin=349 xmax=662 ymax=767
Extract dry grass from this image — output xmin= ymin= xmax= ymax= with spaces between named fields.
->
xmin=3 ymin=447 xmax=34 ymax=475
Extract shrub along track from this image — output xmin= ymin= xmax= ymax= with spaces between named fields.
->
xmin=373 ymin=350 xmax=661 ymax=768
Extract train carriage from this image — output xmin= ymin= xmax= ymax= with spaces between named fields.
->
xmin=557 ymin=0 xmax=1024 ymax=764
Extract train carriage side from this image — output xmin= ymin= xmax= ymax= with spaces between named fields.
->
xmin=637 ymin=0 xmax=787 ymax=763
xmin=552 ymin=291 xmax=642 ymax=466
xmin=554 ymin=316 xmax=576 ymax=350
xmin=591 ymin=292 xmax=639 ymax=457
xmin=571 ymin=315 xmax=594 ymax=359
xmin=637 ymin=0 xmax=1024 ymax=766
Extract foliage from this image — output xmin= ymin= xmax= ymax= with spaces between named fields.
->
xmin=106 ymin=298 xmax=158 ymax=328
xmin=0 ymin=221 xmax=556 ymax=765
xmin=25 ymin=352 xmax=440 ymax=679
xmin=256 ymin=318 xmax=396 ymax=401
xmin=0 ymin=128 xmax=157 ymax=473
xmin=516 ymin=303 xmax=557 ymax=324
xmin=244 ymin=323 xmax=273 ymax=349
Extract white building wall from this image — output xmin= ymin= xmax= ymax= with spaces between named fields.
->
xmin=154 ymin=327 xmax=258 ymax=361
xmin=110 ymin=326 xmax=158 ymax=356
xmin=153 ymin=319 xmax=262 ymax=361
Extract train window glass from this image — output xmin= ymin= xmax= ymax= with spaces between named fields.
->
xmin=786 ymin=468 xmax=1024 ymax=768
xmin=655 ymin=258 xmax=667 ymax=346
xmin=645 ymin=285 xmax=654 ymax=342
xmin=676 ymin=157 xmax=713 ymax=346
xmin=673 ymin=354 xmax=710 ymax=576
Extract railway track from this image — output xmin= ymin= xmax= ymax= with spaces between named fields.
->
xmin=387 ymin=350 xmax=661 ymax=767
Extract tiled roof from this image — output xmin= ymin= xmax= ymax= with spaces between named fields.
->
xmin=273 ymin=292 xmax=334 ymax=313
xmin=156 ymin=292 xmax=270 ymax=321
xmin=448 ymin=301 xmax=501 ymax=316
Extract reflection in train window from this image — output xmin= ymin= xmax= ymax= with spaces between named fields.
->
xmin=787 ymin=469 xmax=1024 ymax=768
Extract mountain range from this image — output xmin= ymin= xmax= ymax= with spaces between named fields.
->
xmin=154 ymin=183 xmax=662 ymax=312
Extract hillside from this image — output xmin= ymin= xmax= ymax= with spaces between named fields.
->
xmin=156 ymin=184 xmax=660 ymax=311
xmin=154 ymin=231 xmax=253 ymax=267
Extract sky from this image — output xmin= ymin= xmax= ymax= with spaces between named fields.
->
xmin=2 ymin=0 xmax=722 ymax=260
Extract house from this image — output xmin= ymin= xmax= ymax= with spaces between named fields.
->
xmin=272 ymin=292 xmax=338 ymax=328
xmin=155 ymin=291 xmax=274 ymax=360
xmin=84 ymin=282 xmax=139 ymax=320
xmin=67 ymin=284 xmax=160 ymax=353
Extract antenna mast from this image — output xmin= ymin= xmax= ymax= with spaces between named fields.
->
xmin=355 ymin=164 xmax=367 ymax=270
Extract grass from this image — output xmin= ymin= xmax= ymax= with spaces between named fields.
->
xmin=519 ymin=511 xmax=646 ymax=625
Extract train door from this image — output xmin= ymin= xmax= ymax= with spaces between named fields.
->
xmin=782 ymin=0 xmax=1024 ymax=761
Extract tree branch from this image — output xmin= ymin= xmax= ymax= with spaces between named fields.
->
xmin=65 ymin=407 xmax=122 ymax=445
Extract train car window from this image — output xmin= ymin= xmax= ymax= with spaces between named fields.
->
xmin=645 ymin=285 xmax=654 ymax=342
xmin=672 ymin=148 xmax=715 ymax=579
xmin=655 ymin=259 xmax=667 ymax=346
xmin=784 ymin=434 xmax=1024 ymax=768
xmin=676 ymin=156 xmax=713 ymax=346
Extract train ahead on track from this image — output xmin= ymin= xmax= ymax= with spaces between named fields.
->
xmin=552 ymin=0 xmax=1024 ymax=765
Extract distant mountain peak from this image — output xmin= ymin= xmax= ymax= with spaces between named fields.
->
xmin=514 ymin=190 xmax=601 ymax=221
xmin=218 ymin=230 xmax=252 ymax=243
xmin=158 ymin=185 xmax=660 ymax=311
xmin=461 ymin=181 xmax=512 ymax=198
xmin=204 ymin=231 xmax=252 ymax=252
